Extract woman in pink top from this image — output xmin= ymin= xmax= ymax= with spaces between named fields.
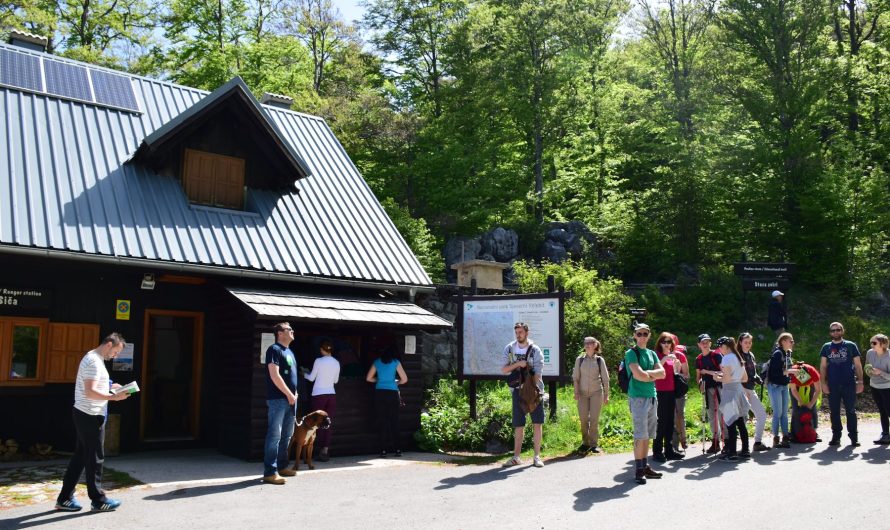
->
xmin=652 ymin=332 xmax=687 ymax=462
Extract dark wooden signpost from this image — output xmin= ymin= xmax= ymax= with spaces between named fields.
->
xmin=733 ymin=260 xmax=795 ymax=327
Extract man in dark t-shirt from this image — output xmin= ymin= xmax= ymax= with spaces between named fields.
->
xmin=695 ymin=334 xmax=724 ymax=453
xmin=819 ymin=322 xmax=864 ymax=446
xmin=262 ymin=322 xmax=299 ymax=484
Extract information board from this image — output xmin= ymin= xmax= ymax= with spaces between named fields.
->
xmin=461 ymin=296 xmax=561 ymax=377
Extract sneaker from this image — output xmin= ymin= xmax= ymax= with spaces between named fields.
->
xmin=262 ymin=474 xmax=286 ymax=485
xmin=850 ymin=439 xmax=861 ymax=447
xmin=752 ymin=441 xmax=770 ymax=452
xmin=828 ymin=437 xmax=841 ymax=446
xmin=634 ymin=470 xmax=647 ymax=485
xmin=278 ymin=468 xmax=296 ymax=477
xmin=706 ymin=443 xmax=721 ymax=454
xmin=652 ymin=453 xmax=667 ymax=463
xmin=718 ymin=453 xmax=739 ymax=462
xmin=316 ymin=452 xmax=330 ymax=462
xmin=589 ymin=446 xmax=600 ymax=453
xmin=875 ymin=434 xmax=890 ymax=445
xmin=577 ymin=444 xmax=590 ymax=453
xmin=503 ymin=456 xmax=522 ymax=467
xmin=91 ymin=499 xmax=122 ymax=512
xmin=533 ymin=456 xmax=544 ymax=468
xmin=643 ymin=466 xmax=662 ymax=479
xmin=55 ymin=498 xmax=82 ymax=512
xmin=665 ymin=451 xmax=685 ymax=461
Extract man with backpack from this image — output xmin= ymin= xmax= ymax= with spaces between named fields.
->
xmin=625 ymin=323 xmax=666 ymax=484
xmin=501 ymin=322 xmax=545 ymax=468
xmin=695 ymin=334 xmax=724 ymax=454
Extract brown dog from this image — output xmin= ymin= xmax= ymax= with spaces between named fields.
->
xmin=287 ymin=410 xmax=331 ymax=472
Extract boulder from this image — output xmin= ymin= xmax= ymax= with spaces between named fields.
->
xmin=480 ymin=227 xmax=519 ymax=262
xmin=541 ymin=240 xmax=568 ymax=263
xmin=444 ymin=237 xmax=482 ymax=268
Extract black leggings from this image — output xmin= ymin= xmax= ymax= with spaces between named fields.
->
xmin=375 ymin=390 xmax=400 ymax=452
xmin=872 ymin=387 xmax=890 ymax=434
xmin=654 ymin=391 xmax=676 ymax=455
xmin=726 ymin=417 xmax=749 ymax=455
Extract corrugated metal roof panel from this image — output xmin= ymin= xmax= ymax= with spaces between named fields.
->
xmin=227 ymin=288 xmax=452 ymax=329
xmin=0 ymin=43 xmax=432 ymax=287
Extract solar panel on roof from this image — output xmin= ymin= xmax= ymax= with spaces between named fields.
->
xmin=90 ymin=69 xmax=139 ymax=111
xmin=0 ymin=48 xmax=43 ymax=92
xmin=44 ymin=59 xmax=92 ymax=101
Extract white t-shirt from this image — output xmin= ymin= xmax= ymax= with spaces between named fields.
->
xmin=305 ymin=355 xmax=341 ymax=396
xmin=74 ymin=350 xmax=109 ymax=416
xmin=720 ymin=353 xmax=745 ymax=383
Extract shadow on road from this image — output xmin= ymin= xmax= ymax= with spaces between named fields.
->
xmin=143 ymin=479 xmax=258 ymax=501
xmin=434 ymin=464 xmax=525 ymax=490
xmin=572 ymin=465 xmax=636 ymax=511
xmin=856 ymin=447 xmax=889 ymax=465
xmin=809 ymin=445 xmax=858 ymax=466
xmin=0 ymin=508 xmax=97 ymax=529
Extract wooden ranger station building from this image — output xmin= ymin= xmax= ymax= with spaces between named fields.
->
xmin=0 ymin=36 xmax=451 ymax=459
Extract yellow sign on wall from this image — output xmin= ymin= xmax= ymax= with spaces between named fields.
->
xmin=116 ymin=300 xmax=131 ymax=320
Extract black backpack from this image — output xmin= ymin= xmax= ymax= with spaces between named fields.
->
xmin=617 ymin=360 xmax=630 ymax=393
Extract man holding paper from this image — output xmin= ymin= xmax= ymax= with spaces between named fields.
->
xmin=55 ymin=333 xmax=131 ymax=513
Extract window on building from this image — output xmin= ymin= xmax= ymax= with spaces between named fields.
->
xmin=0 ymin=319 xmax=98 ymax=385
xmin=182 ymin=148 xmax=246 ymax=210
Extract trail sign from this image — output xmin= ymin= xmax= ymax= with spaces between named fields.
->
xmin=733 ymin=262 xmax=795 ymax=277
xmin=741 ymin=278 xmax=790 ymax=291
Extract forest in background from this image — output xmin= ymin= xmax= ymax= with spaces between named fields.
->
xmin=3 ymin=0 xmax=889 ymax=293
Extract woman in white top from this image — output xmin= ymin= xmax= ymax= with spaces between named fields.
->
xmin=866 ymin=334 xmax=890 ymax=445
xmin=717 ymin=336 xmax=750 ymax=462
xmin=305 ymin=340 xmax=340 ymax=461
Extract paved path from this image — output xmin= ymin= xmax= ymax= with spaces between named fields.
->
xmin=2 ymin=422 xmax=887 ymax=529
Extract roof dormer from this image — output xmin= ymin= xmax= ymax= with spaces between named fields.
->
xmin=130 ymin=77 xmax=311 ymax=210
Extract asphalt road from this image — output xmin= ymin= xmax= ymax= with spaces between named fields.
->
xmin=2 ymin=422 xmax=887 ymax=530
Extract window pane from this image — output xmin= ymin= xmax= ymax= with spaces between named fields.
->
xmin=11 ymin=326 xmax=40 ymax=379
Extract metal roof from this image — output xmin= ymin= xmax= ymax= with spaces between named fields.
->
xmin=0 ymin=43 xmax=432 ymax=287
xmin=227 ymin=288 xmax=453 ymax=329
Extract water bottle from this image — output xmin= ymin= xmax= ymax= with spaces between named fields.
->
xmin=784 ymin=350 xmax=793 ymax=371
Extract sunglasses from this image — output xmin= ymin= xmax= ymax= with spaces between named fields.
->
xmin=635 ymin=332 xmax=650 ymax=337
xmin=873 ymin=341 xmax=882 ymax=346
xmin=830 ymin=329 xmax=843 ymax=333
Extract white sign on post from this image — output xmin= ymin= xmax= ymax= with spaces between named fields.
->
xmin=260 ymin=333 xmax=275 ymax=364
xmin=404 ymin=335 xmax=416 ymax=354
xmin=462 ymin=297 xmax=560 ymax=377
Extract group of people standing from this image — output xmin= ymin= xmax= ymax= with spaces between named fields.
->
xmin=617 ymin=320 xmax=890 ymax=484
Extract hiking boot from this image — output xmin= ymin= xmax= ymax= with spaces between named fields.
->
xmin=779 ymin=435 xmax=791 ymax=448
xmin=752 ymin=441 xmax=770 ymax=452
xmin=874 ymin=434 xmax=890 ymax=445
xmin=706 ymin=442 xmax=721 ymax=454
xmin=849 ymin=438 xmax=861 ymax=447
xmin=55 ymin=498 xmax=82 ymax=512
xmin=828 ymin=436 xmax=841 ymax=446
xmin=262 ymin=474 xmax=286 ymax=485
xmin=643 ymin=466 xmax=662 ymax=479
xmin=533 ymin=456 xmax=544 ymax=468
xmin=279 ymin=468 xmax=296 ymax=477
xmin=91 ymin=499 xmax=121 ymax=512
xmin=503 ymin=455 xmax=522 ymax=467
xmin=665 ymin=451 xmax=685 ymax=460
xmin=634 ymin=469 xmax=647 ymax=485
xmin=577 ymin=444 xmax=590 ymax=453
xmin=589 ymin=446 xmax=600 ymax=453
xmin=652 ymin=452 xmax=667 ymax=463
xmin=738 ymin=450 xmax=752 ymax=459
xmin=315 ymin=452 xmax=330 ymax=462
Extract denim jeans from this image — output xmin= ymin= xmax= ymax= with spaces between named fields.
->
xmin=767 ymin=384 xmax=789 ymax=436
xmin=828 ymin=383 xmax=857 ymax=439
xmin=264 ymin=398 xmax=296 ymax=476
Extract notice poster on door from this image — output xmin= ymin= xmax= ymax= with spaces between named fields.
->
xmin=260 ymin=333 xmax=275 ymax=364
xmin=113 ymin=343 xmax=135 ymax=371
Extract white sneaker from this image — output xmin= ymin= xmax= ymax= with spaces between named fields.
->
xmin=503 ymin=456 xmax=522 ymax=467
xmin=533 ymin=456 xmax=544 ymax=468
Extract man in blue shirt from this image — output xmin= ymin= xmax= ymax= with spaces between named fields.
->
xmin=263 ymin=322 xmax=299 ymax=484
xmin=819 ymin=322 xmax=864 ymax=446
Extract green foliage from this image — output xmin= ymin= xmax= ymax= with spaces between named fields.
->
xmin=511 ymin=260 xmax=634 ymax=371
xmin=380 ymin=197 xmax=446 ymax=282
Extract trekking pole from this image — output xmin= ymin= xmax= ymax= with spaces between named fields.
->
xmin=701 ymin=386 xmax=707 ymax=455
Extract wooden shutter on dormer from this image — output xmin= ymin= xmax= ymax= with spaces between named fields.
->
xmin=182 ymin=148 xmax=246 ymax=209
xmin=46 ymin=323 xmax=100 ymax=383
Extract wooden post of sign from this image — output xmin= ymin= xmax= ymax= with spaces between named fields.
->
xmin=469 ymin=379 xmax=477 ymax=420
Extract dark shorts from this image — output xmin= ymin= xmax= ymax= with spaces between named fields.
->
xmin=511 ymin=389 xmax=544 ymax=427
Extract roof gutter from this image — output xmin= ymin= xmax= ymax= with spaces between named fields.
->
xmin=0 ymin=245 xmax=435 ymax=295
